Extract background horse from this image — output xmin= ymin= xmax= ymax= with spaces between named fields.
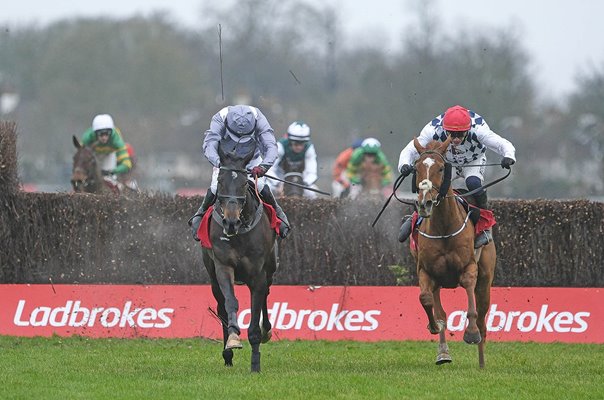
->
xmin=278 ymin=157 xmax=305 ymax=198
xmin=201 ymin=140 xmax=278 ymax=372
xmin=349 ymin=153 xmax=385 ymax=200
xmin=410 ymin=136 xmax=496 ymax=368
xmin=71 ymin=135 xmax=117 ymax=194
xmin=282 ymin=172 xmax=305 ymax=197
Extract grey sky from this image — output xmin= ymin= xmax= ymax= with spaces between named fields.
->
xmin=3 ymin=0 xmax=604 ymax=100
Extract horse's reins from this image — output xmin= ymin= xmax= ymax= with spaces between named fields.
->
xmin=264 ymin=173 xmax=331 ymax=196
xmin=372 ymin=155 xmax=513 ymax=227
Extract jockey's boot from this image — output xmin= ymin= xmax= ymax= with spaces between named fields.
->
xmin=260 ymin=185 xmax=291 ymax=239
xmin=398 ymin=215 xmax=413 ymax=243
xmin=473 ymin=191 xmax=492 ymax=249
xmin=187 ymin=188 xmax=217 ymax=241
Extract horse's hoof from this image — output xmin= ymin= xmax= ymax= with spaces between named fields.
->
xmin=225 ymin=333 xmax=243 ymax=349
xmin=463 ymin=330 xmax=482 ymax=344
xmin=436 ymin=353 xmax=452 ymax=365
xmin=261 ymin=328 xmax=272 ymax=344
xmin=427 ymin=323 xmax=441 ymax=335
xmin=222 ymin=348 xmax=234 ymax=366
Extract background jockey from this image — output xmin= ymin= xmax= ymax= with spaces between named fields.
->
xmin=331 ymin=138 xmax=364 ymax=198
xmin=121 ymin=142 xmax=139 ymax=191
xmin=346 ymin=137 xmax=393 ymax=199
xmin=267 ymin=121 xmax=319 ymax=199
xmin=188 ymin=104 xmax=290 ymax=240
xmin=80 ymin=114 xmax=132 ymax=184
xmin=397 ymin=104 xmax=516 ymax=248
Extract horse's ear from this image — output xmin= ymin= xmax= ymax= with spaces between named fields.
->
xmin=413 ymin=137 xmax=425 ymax=154
xmin=439 ymin=136 xmax=452 ymax=154
xmin=73 ymin=135 xmax=82 ymax=149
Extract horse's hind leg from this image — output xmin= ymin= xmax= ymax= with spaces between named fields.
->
xmin=475 ymin=244 xmax=496 ymax=368
xmin=248 ymin=276 xmax=268 ymax=372
xmin=433 ymin=288 xmax=452 ymax=365
xmin=460 ymin=262 xmax=481 ymax=344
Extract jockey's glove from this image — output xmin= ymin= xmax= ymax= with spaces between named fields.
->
xmin=399 ymin=164 xmax=413 ymax=177
xmin=101 ymin=169 xmax=113 ymax=176
xmin=500 ymin=157 xmax=515 ymax=169
xmin=251 ymin=165 xmax=269 ymax=178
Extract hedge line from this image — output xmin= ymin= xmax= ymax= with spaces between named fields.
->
xmin=1 ymin=122 xmax=603 ymax=287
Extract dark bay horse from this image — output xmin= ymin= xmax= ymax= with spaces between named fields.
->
xmin=202 ymin=140 xmax=278 ymax=372
xmin=282 ymin=172 xmax=305 ymax=197
xmin=411 ymin=136 xmax=496 ymax=368
xmin=71 ymin=135 xmax=117 ymax=194
xmin=278 ymin=156 xmax=305 ymax=198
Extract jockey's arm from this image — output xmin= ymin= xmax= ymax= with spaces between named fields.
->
xmin=398 ymin=123 xmax=434 ymax=171
xmin=254 ymin=109 xmax=278 ymax=166
xmin=303 ymin=144 xmax=318 ymax=186
xmin=110 ymin=130 xmax=132 ymax=174
xmin=474 ymin=123 xmax=517 ymax=162
xmin=81 ymin=128 xmax=95 ymax=146
xmin=346 ymin=148 xmax=363 ymax=184
xmin=266 ymin=142 xmax=285 ymax=179
xmin=203 ymin=112 xmax=225 ymax=167
xmin=332 ymin=148 xmax=350 ymax=183
xmin=377 ymin=151 xmax=393 ymax=186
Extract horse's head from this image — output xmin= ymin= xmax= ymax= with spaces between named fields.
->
xmin=360 ymin=153 xmax=383 ymax=194
xmin=216 ymin=142 xmax=256 ymax=236
xmin=71 ymin=135 xmax=100 ymax=193
xmin=282 ymin=172 xmax=304 ymax=197
xmin=413 ymin=137 xmax=452 ymax=218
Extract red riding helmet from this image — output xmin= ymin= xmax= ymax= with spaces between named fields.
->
xmin=442 ymin=105 xmax=471 ymax=131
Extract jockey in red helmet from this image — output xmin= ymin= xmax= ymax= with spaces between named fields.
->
xmin=397 ymin=105 xmax=516 ymax=248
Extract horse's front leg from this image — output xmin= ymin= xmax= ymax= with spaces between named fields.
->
xmin=260 ymin=288 xmax=272 ymax=344
xmin=432 ymin=288 xmax=451 ymax=364
xmin=418 ymin=269 xmax=440 ymax=334
xmin=460 ymin=261 xmax=481 ymax=344
xmin=248 ymin=274 xmax=268 ymax=373
xmin=215 ymin=264 xmax=242 ymax=350
xmin=210 ymin=282 xmax=233 ymax=366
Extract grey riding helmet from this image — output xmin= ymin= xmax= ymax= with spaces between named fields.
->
xmin=226 ymin=105 xmax=257 ymax=137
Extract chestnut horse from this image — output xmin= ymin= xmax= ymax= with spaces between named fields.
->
xmin=411 ymin=136 xmax=496 ymax=368
xmin=201 ymin=139 xmax=278 ymax=372
xmin=349 ymin=153 xmax=386 ymax=200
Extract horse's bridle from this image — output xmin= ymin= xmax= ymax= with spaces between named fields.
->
xmin=215 ymin=166 xmax=249 ymax=220
xmin=413 ymin=150 xmax=452 ymax=205
xmin=71 ymin=148 xmax=98 ymax=192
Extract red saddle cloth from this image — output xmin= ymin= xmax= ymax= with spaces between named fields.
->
xmin=197 ymin=203 xmax=282 ymax=249
xmin=410 ymin=208 xmax=496 ymax=251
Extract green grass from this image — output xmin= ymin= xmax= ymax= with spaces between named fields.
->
xmin=0 ymin=336 xmax=602 ymax=399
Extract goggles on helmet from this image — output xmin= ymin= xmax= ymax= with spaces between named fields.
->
xmin=446 ymin=130 xmax=468 ymax=139
xmin=96 ymin=129 xmax=112 ymax=137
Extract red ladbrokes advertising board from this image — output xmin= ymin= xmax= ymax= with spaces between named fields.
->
xmin=0 ymin=285 xmax=601 ymax=343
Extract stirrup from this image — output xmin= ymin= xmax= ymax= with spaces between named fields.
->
xmin=474 ymin=230 xmax=492 ymax=249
